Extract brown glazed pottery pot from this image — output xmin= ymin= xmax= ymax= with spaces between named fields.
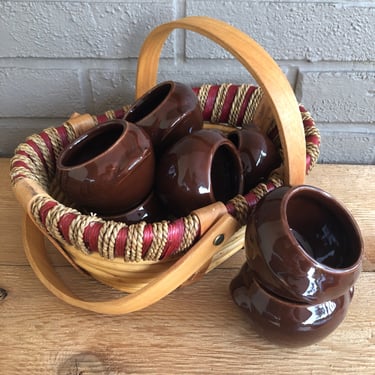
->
xmin=156 ymin=129 xmax=244 ymax=217
xmin=124 ymin=81 xmax=203 ymax=154
xmin=230 ymin=264 xmax=354 ymax=347
xmin=227 ymin=125 xmax=280 ymax=192
xmin=100 ymin=191 xmax=165 ymax=225
xmin=57 ymin=120 xmax=155 ymax=215
xmin=245 ymin=185 xmax=363 ymax=304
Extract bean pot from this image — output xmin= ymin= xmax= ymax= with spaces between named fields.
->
xmin=227 ymin=125 xmax=280 ymax=192
xmin=124 ymin=80 xmax=203 ymax=154
xmin=230 ymin=264 xmax=354 ymax=347
xmin=156 ymin=129 xmax=244 ymax=217
xmin=57 ymin=120 xmax=155 ymax=215
xmin=100 ymin=191 xmax=165 ymax=225
xmin=245 ymin=185 xmax=363 ymax=304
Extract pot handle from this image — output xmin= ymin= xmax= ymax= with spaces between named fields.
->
xmin=136 ymin=16 xmax=305 ymax=186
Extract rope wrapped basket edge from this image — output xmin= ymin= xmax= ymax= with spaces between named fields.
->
xmin=10 ymin=83 xmax=320 ymax=265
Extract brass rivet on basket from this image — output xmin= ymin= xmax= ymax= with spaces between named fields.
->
xmin=213 ymin=234 xmax=225 ymax=246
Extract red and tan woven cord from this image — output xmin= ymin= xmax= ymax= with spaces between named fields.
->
xmin=10 ymin=84 xmax=320 ymax=262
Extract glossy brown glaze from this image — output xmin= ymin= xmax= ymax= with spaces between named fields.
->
xmin=100 ymin=191 xmax=165 ymax=225
xmin=156 ymin=129 xmax=244 ymax=217
xmin=57 ymin=120 xmax=155 ymax=215
xmin=245 ymin=185 xmax=363 ymax=304
xmin=227 ymin=125 xmax=280 ymax=192
xmin=230 ymin=263 xmax=354 ymax=347
xmin=124 ymin=81 xmax=203 ymax=154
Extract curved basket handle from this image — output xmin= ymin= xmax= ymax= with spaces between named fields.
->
xmin=23 ymin=211 xmax=240 ymax=315
xmin=136 ymin=16 xmax=305 ymax=185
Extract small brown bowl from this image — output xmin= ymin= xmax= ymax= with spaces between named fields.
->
xmin=227 ymin=125 xmax=280 ymax=192
xmin=100 ymin=191 xmax=165 ymax=225
xmin=230 ymin=264 xmax=354 ymax=347
xmin=245 ymin=185 xmax=363 ymax=304
xmin=156 ymin=129 xmax=244 ymax=217
xmin=56 ymin=120 xmax=155 ymax=215
xmin=124 ymin=80 xmax=203 ymax=154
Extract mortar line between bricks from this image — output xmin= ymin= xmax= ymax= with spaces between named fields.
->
xmin=172 ymin=0 xmax=187 ymax=65
xmin=0 ymin=58 xmax=373 ymax=71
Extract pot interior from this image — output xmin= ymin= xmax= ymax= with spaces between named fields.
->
xmin=61 ymin=122 xmax=124 ymax=167
xmin=211 ymin=144 xmax=242 ymax=202
xmin=286 ymin=189 xmax=361 ymax=269
xmin=126 ymin=83 xmax=171 ymax=122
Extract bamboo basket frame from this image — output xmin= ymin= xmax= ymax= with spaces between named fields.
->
xmin=10 ymin=16 xmax=320 ymax=314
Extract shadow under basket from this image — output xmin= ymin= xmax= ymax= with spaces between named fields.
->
xmin=10 ymin=16 xmax=320 ymax=315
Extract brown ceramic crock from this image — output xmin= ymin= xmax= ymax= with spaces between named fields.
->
xmin=56 ymin=119 xmax=155 ymax=215
xmin=156 ymin=129 xmax=244 ymax=217
xmin=227 ymin=125 xmax=280 ymax=192
xmin=100 ymin=191 xmax=165 ymax=225
xmin=245 ymin=185 xmax=363 ymax=304
xmin=124 ymin=80 xmax=203 ymax=153
xmin=230 ymin=263 xmax=354 ymax=347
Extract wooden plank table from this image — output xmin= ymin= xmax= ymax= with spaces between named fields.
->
xmin=1 ymin=159 xmax=374 ymax=374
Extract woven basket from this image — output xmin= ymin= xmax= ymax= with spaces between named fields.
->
xmin=10 ymin=16 xmax=320 ymax=314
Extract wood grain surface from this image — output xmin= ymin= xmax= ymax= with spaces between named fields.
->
xmin=1 ymin=159 xmax=374 ymax=374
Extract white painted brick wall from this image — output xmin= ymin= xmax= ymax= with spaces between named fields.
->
xmin=0 ymin=68 xmax=84 ymax=116
xmin=0 ymin=0 xmax=374 ymax=164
